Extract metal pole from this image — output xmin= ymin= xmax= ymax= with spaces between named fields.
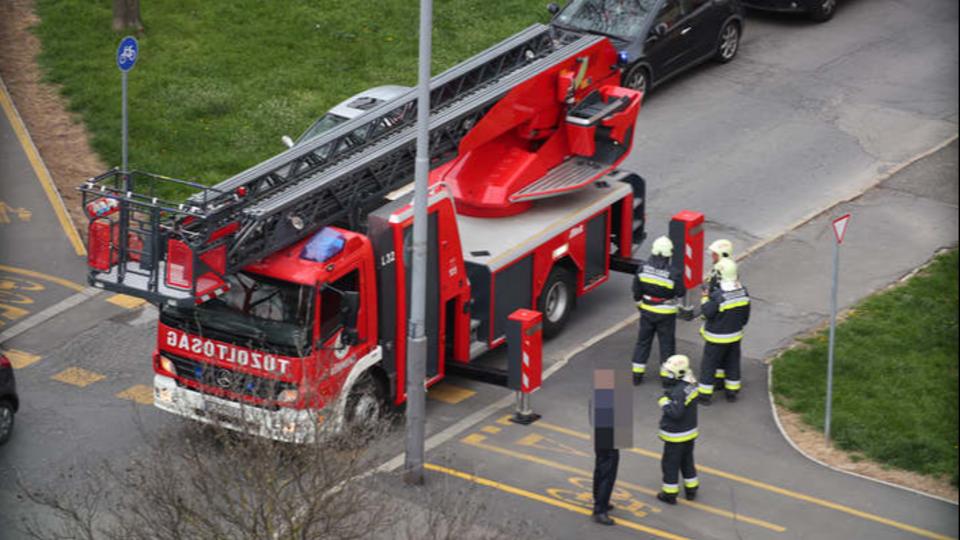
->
xmin=824 ymin=239 xmax=839 ymax=443
xmin=404 ymin=0 xmax=432 ymax=486
xmin=122 ymin=70 xmax=129 ymax=174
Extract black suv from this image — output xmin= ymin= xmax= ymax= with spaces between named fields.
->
xmin=0 ymin=352 xmax=18 ymax=445
xmin=550 ymin=0 xmax=745 ymax=95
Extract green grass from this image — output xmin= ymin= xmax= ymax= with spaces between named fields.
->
xmin=32 ymin=0 xmax=550 ymax=198
xmin=772 ymin=249 xmax=959 ymax=486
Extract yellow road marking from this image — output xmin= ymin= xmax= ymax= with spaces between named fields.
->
xmin=427 ymin=382 xmax=476 ymax=404
xmin=106 ymin=294 xmax=146 ymax=309
xmin=0 ymin=80 xmax=86 ymax=256
xmin=0 ymin=200 xmax=32 ymax=223
xmin=4 ymin=349 xmax=41 ymax=369
xmin=481 ymin=425 xmax=502 ymax=434
xmin=425 ymin=462 xmax=690 ymax=540
xmin=532 ymin=420 xmax=953 ymax=540
xmin=461 ymin=433 xmax=785 ymax=532
xmin=116 ymin=384 xmax=153 ymax=405
xmin=0 ymin=264 xmax=85 ymax=293
xmin=51 ymin=367 xmax=105 ymax=388
xmin=517 ymin=432 xmax=590 ymax=458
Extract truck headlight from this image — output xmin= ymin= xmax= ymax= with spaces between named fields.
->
xmin=277 ymin=388 xmax=299 ymax=404
xmin=159 ymin=355 xmax=177 ymax=377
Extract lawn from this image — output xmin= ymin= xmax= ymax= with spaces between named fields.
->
xmin=772 ymin=249 xmax=959 ymax=485
xmin=32 ymin=0 xmax=550 ymax=196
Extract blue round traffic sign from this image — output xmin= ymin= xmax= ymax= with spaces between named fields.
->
xmin=117 ymin=36 xmax=139 ymax=72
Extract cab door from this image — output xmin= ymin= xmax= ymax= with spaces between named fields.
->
xmin=314 ymin=268 xmax=362 ymax=401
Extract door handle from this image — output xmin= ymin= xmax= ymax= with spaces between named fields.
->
xmin=681 ymin=26 xmax=692 ymax=35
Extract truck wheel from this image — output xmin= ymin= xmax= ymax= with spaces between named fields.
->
xmin=0 ymin=401 xmax=14 ymax=445
xmin=345 ymin=374 xmax=384 ymax=434
xmin=538 ymin=266 xmax=576 ymax=339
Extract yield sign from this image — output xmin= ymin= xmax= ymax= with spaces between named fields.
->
xmin=832 ymin=214 xmax=851 ymax=244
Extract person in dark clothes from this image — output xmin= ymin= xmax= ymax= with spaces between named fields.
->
xmin=589 ymin=364 xmax=633 ymax=525
xmin=657 ymin=354 xmax=701 ymax=504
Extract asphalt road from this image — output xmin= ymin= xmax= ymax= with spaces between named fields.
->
xmin=0 ymin=0 xmax=957 ymax=536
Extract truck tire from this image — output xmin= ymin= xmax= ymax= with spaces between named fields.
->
xmin=538 ymin=266 xmax=576 ymax=339
xmin=345 ymin=374 xmax=384 ymax=435
xmin=0 ymin=401 xmax=14 ymax=445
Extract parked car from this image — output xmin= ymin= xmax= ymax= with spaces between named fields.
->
xmin=282 ymin=85 xmax=411 ymax=148
xmin=0 ymin=352 xmax=18 ymax=445
xmin=549 ymin=0 xmax=745 ymax=95
xmin=742 ymin=0 xmax=836 ymax=22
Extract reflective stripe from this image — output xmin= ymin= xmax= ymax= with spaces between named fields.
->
xmin=725 ymin=379 xmax=742 ymax=390
xmin=684 ymin=389 xmax=700 ymax=406
xmin=720 ymin=298 xmax=750 ymax=311
xmin=632 ymin=363 xmax=646 ymax=374
xmin=640 ymin=273 xmax=674 ymax=290
xmin=684 ymin=477 xmax=700 ymax=488
xmin=700 ymin=295 xmax=709 ymax=305
xmin=640 ymin=302 xmax=679 ymax=314
xmin=698 ymin=383 xmax=714 ymax=395
xmin=659 ymin=428 xmax=698 ymax=443
xmin=701 ymin=327 xmax=744 ymax=343
xmin=715 ymin=369 xmax=726 ymax=379
xmin=662 ymin=483 xmax=680 ymax=494
xmin=658 ymin=396 xmax=671 ymax=407
xmin=660 ymin=369 xmax=671 ymax=378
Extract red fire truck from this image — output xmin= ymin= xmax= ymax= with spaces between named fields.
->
xmin=80 ymin=25 xmax=650 ymax=442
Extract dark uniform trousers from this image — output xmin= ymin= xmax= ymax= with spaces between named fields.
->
xmin=661 ymin=440 xmax=697 ymax=494
xmin=698 ymin=341 xmax=742 ymax=395
xmin=593 ymin=448 xmax=620 ymax=514
xmin=632 ymin=310 xmax=677 ymax=370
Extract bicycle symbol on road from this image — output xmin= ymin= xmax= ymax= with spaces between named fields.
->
xmin=546 ymin=476 xmax=662 ymax=519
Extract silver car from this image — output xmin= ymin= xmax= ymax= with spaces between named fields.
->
xmin=283 ymin=85 xmax=410 ymax=148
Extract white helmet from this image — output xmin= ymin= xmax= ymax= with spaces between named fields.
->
xmin=662 ymin=355 xmax=691 ymax=380
xmin=714 ymin=258 xmax=738 ymax=282
xmin=708 ymin=239 xmax=733 ymax=259
xmin=651 ymin=236 xmax=673 ymax=257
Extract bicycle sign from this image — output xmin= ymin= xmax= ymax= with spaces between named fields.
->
xmin=116 ymin=36 xmax=139 ymax=72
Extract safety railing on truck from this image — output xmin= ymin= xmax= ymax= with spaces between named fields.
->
xmin=80 ymin=169 xmax=239 ymax=305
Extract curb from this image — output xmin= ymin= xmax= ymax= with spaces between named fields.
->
xmin=766 ymin=363 xmax=958 ymax=506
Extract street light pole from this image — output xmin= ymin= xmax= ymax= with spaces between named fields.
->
xmin=404 ymin=0 xmax=433 ymax=486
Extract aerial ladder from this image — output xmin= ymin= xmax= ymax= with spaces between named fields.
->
xmin=80 ymin=24 xmax=644 ymax=306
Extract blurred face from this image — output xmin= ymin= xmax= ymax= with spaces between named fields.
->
xmin=711 ymin=252 xmax=720 ymax=264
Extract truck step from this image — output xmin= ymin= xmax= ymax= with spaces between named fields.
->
xmin=509 ymin=158 xmax=607 ymax=202
xmin=469 ymin=339 xmax=489 ymax=360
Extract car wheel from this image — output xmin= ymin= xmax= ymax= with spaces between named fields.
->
xmin=622 ymin=64 xmax=650 ymax=95
xmin=714 ymin=21 xmax=741 ymax=63
xmin=538 ymin=266 xmax=576 ymax=339
xmin=808 ymin=0 xmax=836 ymax=22
xmin=0 ymin=402 xmax=14 ymax=445
xmin=345 ymin=374 xmax=384 ymax=433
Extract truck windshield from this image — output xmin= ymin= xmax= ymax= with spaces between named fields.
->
xmin=163 ymin=272 xmax=314 ymax=354
xmin=554 ymin=0 xmax=657 ymax=41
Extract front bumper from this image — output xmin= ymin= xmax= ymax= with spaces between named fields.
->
xmin=153 ymin=375 xmax=325 ymax=444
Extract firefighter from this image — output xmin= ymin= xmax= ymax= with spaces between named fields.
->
xmin=698 ymin=258 xmax=750 ymax=404
xmin=656 ymin=354 xmax=700 ymax=505
xmin=705 ymin=238 xmax=734 ymax=293
xmin=631 ymin=236 xmax=685 ymax=385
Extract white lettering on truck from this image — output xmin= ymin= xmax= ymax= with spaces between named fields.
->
xmin=163 ymin=329 xmax=290 ymax=375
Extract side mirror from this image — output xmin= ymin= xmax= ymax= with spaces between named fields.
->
xmin=547 ymin=2 xmax=560 ymax=15
xmin=652 ymin=22 xmax=669 ymax=39
xmin=281 ymin=135 xmax=295 ymax=149
xmin=340 ymin=291 xmax=360 ymax=346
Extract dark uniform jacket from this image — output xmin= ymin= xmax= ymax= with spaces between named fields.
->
xmin=632 ymin=255 xmax=685 ymax=315
xmin=701 ymin=285 xmax=751 ymax=343
xmin=658 ymin=380 xmax=699 ymax=442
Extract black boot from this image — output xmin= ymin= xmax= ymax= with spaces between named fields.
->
xmin=699 ymin=394 xmax=712 ymax=406
xmin=633 ymin=373 xmax=644 ymax=386
xmin=592 ymin=512 xmax=615 ymax=525
xmin=685 ymin=487 xmax=698 ymax=501
xmin=656 ymin=491 xmax=678 ymax=505
xmin=725 ymin=391 xmax=738 ymax=402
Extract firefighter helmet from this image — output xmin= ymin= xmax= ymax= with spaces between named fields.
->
xmin=651 ymin=236 xmax=673 ymax=257
xmin=708 ymin=239 xmax=733 ymax=259
xmin=715 ymin=258 xmax=738 ymax=282
xmin=662 ymin=355 xmax=691 ymax=380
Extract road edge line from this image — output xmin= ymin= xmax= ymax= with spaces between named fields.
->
xmin=765 ymin=363 xmax=959 ymax=507
xmin=0 ymin=76 xmax=86 ymax=257
xmin=0 ymin=287 xmax=101 ymax=345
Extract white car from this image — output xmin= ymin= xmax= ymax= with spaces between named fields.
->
xmin=283 ymin=85 xmax=411 ymax=148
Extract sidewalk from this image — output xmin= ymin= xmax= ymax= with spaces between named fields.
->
xmin=412 ymin=141 xmax=959 ymax=539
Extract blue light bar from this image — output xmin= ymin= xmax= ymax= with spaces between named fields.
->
xmin=301 ymin=227 xmax=346 ymax=263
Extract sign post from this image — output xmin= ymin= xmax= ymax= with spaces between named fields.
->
xmin=116 ymin=36 xmax=138 ymax=174
xmin=825 ymin=213 xmax=850 ymax=444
